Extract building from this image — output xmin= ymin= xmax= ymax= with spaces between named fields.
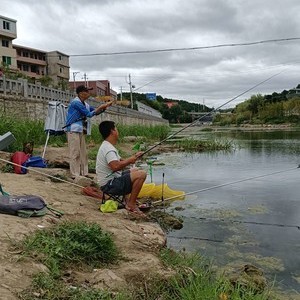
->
xmin=0 ymin=15 xmax=17 ymax=70
xmin=165 ymin=101 xmax=178 ymax=109
xmin=14 ymin=44 xmax=47 ymax=78
xmin=46 ymin=50 xmax=69 ymax=85
xmin=0 ymin=15 xmax=69 ymax=84
xmin=70 ymin=80 xmax=117 ymax=101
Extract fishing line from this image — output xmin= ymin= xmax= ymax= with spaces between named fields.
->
xmin=167 ymin=235 xmax=223 ymax=243
xmin=140 ymin=70 xmax=285 ymax=157
xmin=152 ymin=165 xmax=299 ymax=203
xmin=188 ymin=216 xmax=300 ymax=230
xmin=0 ymin=158 xmax=84 ymax=189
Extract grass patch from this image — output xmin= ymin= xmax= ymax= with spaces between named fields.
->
xmin=21 ymin=221 xmax=119 ymax=277
xmin=17 ymin=224 xmax=277 ymax=299
xmin=20 ymin=272 xmax=128 ymax=300
xmin=0 ymin=114 xmax=66 ymax=153
xmin=0 ymin=114 xmax=170 ymax=153
xmin=174 ymin=138 xmax=233 ymax=151
xmin=19 ymin=221 xmax=121 ymax=299
xmin=150 ymin=249 xmax=274 ymax=300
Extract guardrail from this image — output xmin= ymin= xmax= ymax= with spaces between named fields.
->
xmin=0 ymin=76 xmax=74 ymax=104
xmin=0 ymin=76 xmax=168 ymax=124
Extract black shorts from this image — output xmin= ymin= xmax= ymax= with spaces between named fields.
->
xmin=101 ymin=171 xmax=132 ymax=196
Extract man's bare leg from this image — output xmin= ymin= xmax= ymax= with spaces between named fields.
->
xmin=126 ymin=170 xmax=147 ymax=210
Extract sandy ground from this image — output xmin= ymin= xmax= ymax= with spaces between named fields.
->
xmin=0 ymin=147 xmax=170 ymax=299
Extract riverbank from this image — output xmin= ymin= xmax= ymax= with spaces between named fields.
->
xmin=0 ymin=135 xmax=299 ymax=299
xmin=0 ymin=169 xmax=169 ymax=299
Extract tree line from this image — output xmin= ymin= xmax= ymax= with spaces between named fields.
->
xmin=121 ymin=86 xmax=300 ymax=125
xmin=120 ymin=92 xmax=212 ymax=123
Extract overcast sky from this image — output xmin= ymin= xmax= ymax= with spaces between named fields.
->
xmin=2 ymin=0 xmax=300 ymax=108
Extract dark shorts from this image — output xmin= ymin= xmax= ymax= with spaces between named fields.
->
xmin=101 ymin=171 xmax=132 ymax=196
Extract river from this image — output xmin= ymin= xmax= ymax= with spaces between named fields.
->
xmin=149 ymin=127 xmax=300 ymax=295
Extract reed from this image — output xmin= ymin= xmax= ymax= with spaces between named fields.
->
xmin=174 ymin=138 xmax=233 ymax=151
xmin=0 ymin=114 xmax=170 ymax=152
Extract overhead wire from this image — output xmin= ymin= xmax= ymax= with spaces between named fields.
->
xmin=68 ymin=37 xmax=300 ymax=57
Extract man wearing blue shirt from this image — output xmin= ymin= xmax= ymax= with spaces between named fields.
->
xmin=65 ymin=85 xmax=112 ymax=179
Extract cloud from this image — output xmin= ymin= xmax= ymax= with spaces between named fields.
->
xmin=2 ymin=0 xmax=300 ymax=107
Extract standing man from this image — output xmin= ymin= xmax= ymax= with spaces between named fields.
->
xmin=96 ymin=120 xmax=147 ymax=217
xmin=65 ymin=85 xmax=113 ymax=180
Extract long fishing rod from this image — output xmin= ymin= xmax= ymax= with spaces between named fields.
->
xmin=140 ymin=70 xmax=285 ymax=157
xmin=0 ymin=158 xmax=84 ymax=189
xmin=152 ymin=164 xmax=299 ymax=204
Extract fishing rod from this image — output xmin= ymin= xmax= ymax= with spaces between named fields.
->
xmin=140 ymin=70 xmax=285 ymax=157
xmin=0 ymin=158 xmax=84 ymax=189
xmin=152 ymin=164 xmax=299 ymax=204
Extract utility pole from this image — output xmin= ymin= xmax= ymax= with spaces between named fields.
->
xmin=72 ymin=71 xmax=80 ymax=90
xmin=128 ymin=74 xmax=133 ymax=109
xmin=119 ymin=86 xmax=123 ymax=102
xmin=82 ymin=73 xmax=88 ymax=87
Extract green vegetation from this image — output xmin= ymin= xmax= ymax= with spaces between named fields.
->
xmin=174 ymin=138 xmax=233 ymax=151
xmin=0 ymin=114 xmax=170 ymax=153
xmin=121 ymin=92 xmax=211 ymax=123
xmin=19 ymin=230 xmax=275 ymax=300
xmin=21 ymin=221 xmax=119 ymax=277
xmin=0 ymin=114 xmax=67 ymax=152
xmin=122 ymin=88 xmax=300 ymax=125
xmin=19 ymin=221 xmax=123 ymax=300
xmin=88 ymin=123 xmax=170 ymax=145
xmin=214 ymin=95 xmax=300 ymax=126
xmin=126 ymin=249 xmax=275 ymax=300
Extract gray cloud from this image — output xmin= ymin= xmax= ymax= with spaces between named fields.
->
xmin=2 ymin=0 xmax=300 ymax=107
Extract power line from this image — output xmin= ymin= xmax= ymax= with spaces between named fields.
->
xmin=69 ymin=37 xmax=300 ymax=57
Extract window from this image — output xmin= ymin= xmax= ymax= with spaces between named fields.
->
xmin=23 ymin=64 xmax=29 ymax=71
xmin=60 ymin=67 xmax=63 ymax=73
xmin=2 ymin=56 xmax=12 ymax=65
xmin=2 ymin=40 xmax=9 ymax=47
xmin=31 ymin=65 xmax=37 ymax=73
xmin=23 ymin=52 xmax=29 ymax=57
xmin=3 ymin=21 xmax=10 ymax=30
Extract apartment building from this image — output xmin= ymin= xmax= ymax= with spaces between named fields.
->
xmin=14 ymin=44 xmax=47 ymax=78
xmin=47 ymin=50 xmax=69 ymax=85
xmin=0 ymin=15 xmax=69 ymax=84
xmin=0 ymin=15 xmax=17 ymax=70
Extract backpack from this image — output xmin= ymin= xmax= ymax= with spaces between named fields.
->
xmin=11 ymin=151 xmax=31 ymax=174
xmin=0 ymin=187 xmax=63 ymax=218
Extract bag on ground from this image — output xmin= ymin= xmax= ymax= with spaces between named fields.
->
xmin=23 ymin=156 xmax=47 ymax=169
xmin=0 ymin=194 xmax=63 ymax=218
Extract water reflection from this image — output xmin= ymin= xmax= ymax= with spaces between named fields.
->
xmin=151 ymin=130 xmax=300 ymax=294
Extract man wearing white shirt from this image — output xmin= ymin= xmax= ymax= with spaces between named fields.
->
xmin=96 ymin=121 xmax=147 ymax=217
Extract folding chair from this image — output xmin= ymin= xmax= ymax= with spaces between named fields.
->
xmin=101 ymin=188 xmax=126 ymax=209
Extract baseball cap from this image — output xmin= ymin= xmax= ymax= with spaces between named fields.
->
xmin=76 ymin=85 xmax=93 ymax=94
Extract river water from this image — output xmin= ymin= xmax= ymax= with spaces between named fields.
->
xmin=149 ymin=128 xmax=300 ymax=294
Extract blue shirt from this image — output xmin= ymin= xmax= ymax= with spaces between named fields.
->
xmin=65 ymin=97 xmax=95 ymax=134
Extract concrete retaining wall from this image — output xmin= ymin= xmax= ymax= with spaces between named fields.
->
xmin=0 ymin=95 xmax=169 ymax=126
